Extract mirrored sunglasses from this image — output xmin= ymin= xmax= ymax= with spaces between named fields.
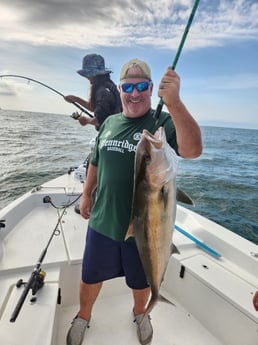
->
xmin=121 ymin=81 xmax=150 ymax=93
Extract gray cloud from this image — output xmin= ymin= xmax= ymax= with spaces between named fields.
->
xmin=1 ymin=0 xmax=144 ymax=26
xmin=0 ymin=83 xmax=17 ymax=96
xmin=0 ymin=0 xmax=258 ymax=49
xmin=0 ymin=79 xmax=34 ymax=97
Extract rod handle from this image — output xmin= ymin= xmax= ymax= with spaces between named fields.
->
xmin=10 ymin=272 xmax=36 ymax=322
xmin=153 ymin=100 xmax=164 ymax=121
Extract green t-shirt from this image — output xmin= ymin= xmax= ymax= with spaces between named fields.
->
xmin=89 ymin=108 xmax=178 ymax=241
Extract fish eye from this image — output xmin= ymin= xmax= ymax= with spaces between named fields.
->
xmin=143 ymin=152 xmax=151 ymax=164
xmin=160 ymin=185 xmax=168 ymax=197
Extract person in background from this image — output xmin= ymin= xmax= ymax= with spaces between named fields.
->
xmin=253 ymin=291 xmax=258 ymax=311
xmin=64 ymin=53 xmax=122 ymax=130
xmin=66 ymin=58 xmax=202 ymax=345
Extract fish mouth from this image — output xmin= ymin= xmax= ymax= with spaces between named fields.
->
xmin=139 ymin=127 xmax=177 ymax=184
xmin=141 ymin=127 xmax=164 ymax=150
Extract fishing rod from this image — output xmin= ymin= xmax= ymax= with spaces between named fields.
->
xmin=0 ymin=74 xmax=93 ymax=118
xmin=10 ymin=205 xmax=67 ymax=323
xmin=174 ymin=224 xmax=221 ymax=258
xmin=153 ymin=0 xmax=201 ymax=120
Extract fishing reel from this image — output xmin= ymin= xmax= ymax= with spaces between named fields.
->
xmin=71 ymin=111 xmax=81 ymax=120
xmin=16 ymin=270 xmax=46 ymax=303
xmin=31 ymin=270 xmax=46 ymax=296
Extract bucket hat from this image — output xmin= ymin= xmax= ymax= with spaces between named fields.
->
xmin=77 ymin=54 xmax=112 ymax=78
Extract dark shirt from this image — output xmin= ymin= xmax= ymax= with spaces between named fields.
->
xmin=94 ymin=82 xmax=122 ymax=129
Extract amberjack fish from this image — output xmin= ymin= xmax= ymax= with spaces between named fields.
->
xmin=125 ymin=126 xmax=180 ymax=321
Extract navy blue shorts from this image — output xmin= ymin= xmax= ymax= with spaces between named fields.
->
xmin=81 ymin=226 xmax=149 ymax=289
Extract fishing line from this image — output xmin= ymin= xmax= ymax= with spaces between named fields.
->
xmin=43 ymin=193 xmax=82 ymax=209
xmin=0 ymin=74 xmax=93 ymax=118
xmin=153 ymin=0 xmax=201 ymax=120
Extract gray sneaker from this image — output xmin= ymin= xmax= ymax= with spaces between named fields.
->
xmin=134 ymin=313 xmax=153 ymax=345
xmin=66 ymin=316 xmax=90 ymax=345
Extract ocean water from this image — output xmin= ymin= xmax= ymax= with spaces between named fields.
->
xmin=0 ymin=109 xmax=257 ymax=245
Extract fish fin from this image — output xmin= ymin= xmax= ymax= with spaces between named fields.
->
xmin=124 ymin=221 xmax=134 ymax=241
xmin=171 ymin=243 xmax=180 ymax=255
xmin=176 ymin=187 xmax=194 ymax=206
xmin=141 ymin=293 xmax=175 ymax=324
xmin=159 ymin=294 xmax=176 ymax=307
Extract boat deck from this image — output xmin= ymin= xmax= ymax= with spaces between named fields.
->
xmin=0 ymin=172 xmax=257 ymax=345
xmin=0 ymin=266 xmax=223 ymax=345
xmin=56 ymin=279 xmax=223 ymax=345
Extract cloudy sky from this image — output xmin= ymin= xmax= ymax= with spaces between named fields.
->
xmin=0 ymin=0 xmax=258 ymax=128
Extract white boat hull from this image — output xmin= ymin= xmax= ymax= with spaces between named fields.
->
xmin=0 ymin=172 xmax=257 ymax=344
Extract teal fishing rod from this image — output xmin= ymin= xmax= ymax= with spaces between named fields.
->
xmin=153 ymin=0 xmax=201 ymax=120
xmin=174 ymin=224 xmax=221 ymax=258
xmin=0 ymin=74 xmax=93 ymax=118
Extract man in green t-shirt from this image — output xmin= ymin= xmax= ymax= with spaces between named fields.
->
xmin=67 ymin=59 xmax=202 ymax=345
